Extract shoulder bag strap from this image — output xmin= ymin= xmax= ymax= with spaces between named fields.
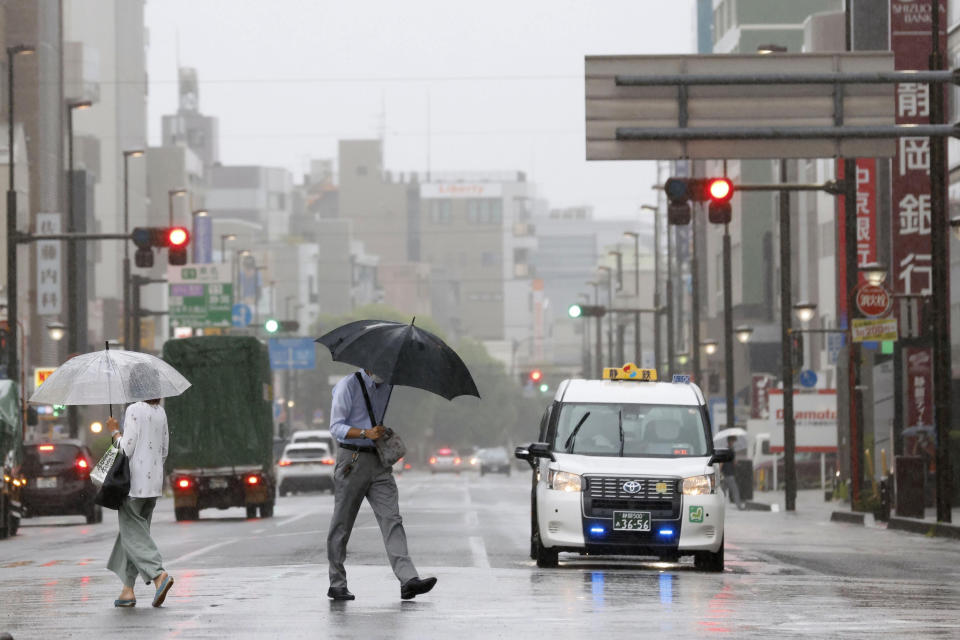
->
xmin=354 ymin=372 xmax=379 ymax=427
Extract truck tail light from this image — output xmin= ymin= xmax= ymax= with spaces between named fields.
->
xmin=246 ymin=475 xmax=260 ymax=486
xmin=175 ymin=477 xmax=193 ymax=490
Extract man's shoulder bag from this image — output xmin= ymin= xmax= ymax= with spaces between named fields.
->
xmin=354 ymin=372 xmax=407 ymax=468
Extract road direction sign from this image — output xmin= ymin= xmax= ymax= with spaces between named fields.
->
xmin=268 ymin=338 xmax=316 ymax=370
xmin=855 ymin=283 xmax=892 ymax=318
xmin=168 ymin=264 xmax=233 ymax=328
xmin=231 ymin=303 xmax=253 ymax=327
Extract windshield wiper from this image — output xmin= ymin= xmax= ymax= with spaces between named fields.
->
xmin=618 ymin=409 xmax=624 ymax=457
xmin=564 ymin=412 xmax=591 ymax=452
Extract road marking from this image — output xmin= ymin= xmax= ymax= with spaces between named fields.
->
xmin=167 ymin=538 xmax=239 ymax=566
xmin=469 ymin=535 xmax=490 ymax=568
xmin=276 ymin=509 xmax=320 ymax=528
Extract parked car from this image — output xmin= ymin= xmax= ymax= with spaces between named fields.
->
xmin=20 ymin=440 xmax=102 ymax=524
xmin=277 ymin=443 xmax=336 ymax=495
xmin=477 ymin=447 xmax=512 ymax=476
xmin=429 ymin=447 xmax=461 ymax=474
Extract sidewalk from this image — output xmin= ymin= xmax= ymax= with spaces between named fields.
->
xmin=746 ymin=487 xmax=960 ymax=539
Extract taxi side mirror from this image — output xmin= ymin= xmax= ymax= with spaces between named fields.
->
xmin=528 ymin=442 xmax=555 ymax=462
xmin=709 ymin=448 xmax=734 ymax=465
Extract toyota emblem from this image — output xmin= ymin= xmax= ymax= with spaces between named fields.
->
xmin=621 ymin=480 xmax=643 ymax=494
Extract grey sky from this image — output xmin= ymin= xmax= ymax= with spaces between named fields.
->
xmin=145 ymin=0 xmax=694 ymax=220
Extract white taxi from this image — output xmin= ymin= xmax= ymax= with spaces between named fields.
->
xmin=515 ymin=364 xmax=733 ymax=571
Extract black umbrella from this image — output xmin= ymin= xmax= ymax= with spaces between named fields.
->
xmin=316 ymin=319 xmax=481 ymax=401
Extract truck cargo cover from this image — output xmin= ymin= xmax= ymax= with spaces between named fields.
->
xmin=162 ymin=337 xmax=273 ymax=472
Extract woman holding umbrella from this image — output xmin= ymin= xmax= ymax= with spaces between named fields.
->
xmin=104 ymin=363 xmax=174 ymax=608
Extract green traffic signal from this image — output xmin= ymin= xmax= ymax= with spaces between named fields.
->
xmin=568 ymin=304 xmax=583 ymax=319
xmin=539 ymin=383 xmax=549 ymax=393
xmin=264 ymin=319 xmax=280 ymax=333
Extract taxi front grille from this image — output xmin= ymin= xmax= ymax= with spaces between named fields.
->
xmin=586 ymin=476 xmax=678 ymax=501
xmin=583 ymin=476 xmax=680 ymax=519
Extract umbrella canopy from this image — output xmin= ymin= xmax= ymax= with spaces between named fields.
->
xmin=714 ymin=427 xmax=748 ymax=441
xmin=29 ymin=348 xmax=191 ymax=407
xmin=316 ymin=319 xmax=480 ymax=401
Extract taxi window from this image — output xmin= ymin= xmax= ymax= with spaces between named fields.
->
xmin=553 ymin=403 xmax=708 ymax=458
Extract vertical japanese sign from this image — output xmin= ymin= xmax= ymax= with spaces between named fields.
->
xmin=36 ymin=213 xmax=62 ymax=316
xmin=889 ymin=0 xmax=944 ymax=433
xmin=905 ymin=346 xmax=933 ymax=428
xmin=890 ymin=0 xmax=944 ymax=300
xmin=836 ymin=159 xmax=878 ymax=320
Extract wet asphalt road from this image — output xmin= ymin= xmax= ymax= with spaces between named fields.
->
xmin=1 ymin=470 xmax=959 ymax=639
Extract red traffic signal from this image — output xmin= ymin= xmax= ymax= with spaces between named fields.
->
xmin=167 ymin=227 xmax=190 ymax=247
xmin=529 ymin=369 xmax=543 ymax=383
xmin=707 ymin=178 xmax=733 ymax=202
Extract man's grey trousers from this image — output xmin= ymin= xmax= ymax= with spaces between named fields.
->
xmin=327 ymin=448 xmax=418 ymax=588
xmin=107 ymin=497 xmax=164 ymax=587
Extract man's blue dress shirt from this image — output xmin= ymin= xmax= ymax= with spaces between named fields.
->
xmin=329 ymin=369 xmax=392 ymax=446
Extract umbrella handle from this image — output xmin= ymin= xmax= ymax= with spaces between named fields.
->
xmin=381 ymin=385 xmax=394 ymax=424
xmin=105 ymin=340 xmax=113 ymax=418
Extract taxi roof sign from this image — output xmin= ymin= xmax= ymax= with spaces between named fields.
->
xmin=602 ymin=363 xmax=657 ymax=382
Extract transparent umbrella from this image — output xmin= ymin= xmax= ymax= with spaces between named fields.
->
xmin=29 ymin=343 xmax=190 ymax=415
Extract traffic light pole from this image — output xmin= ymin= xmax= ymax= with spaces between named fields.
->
xmin=130 ymin=275 xmax=167 ymax=352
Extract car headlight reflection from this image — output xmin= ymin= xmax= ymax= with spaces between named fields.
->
xmin=548 ymin=470 xmax=582 ymax=492
xmin=681 ymin=474 xmax=716 ymax=496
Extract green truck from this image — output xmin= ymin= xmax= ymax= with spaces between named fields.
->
xmin=0 ymin=380 xmax=23 ymax=539
xmin=163 ymin=336 xmax=276 ymax=521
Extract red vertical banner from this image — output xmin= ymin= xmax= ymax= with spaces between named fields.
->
xmin=890 ymin=0 xmax=945 ymax=300
xmin=836 ymin=158 xmax=878 ymax=321
xmin=905 ymin=346 xmax=934 ymax=429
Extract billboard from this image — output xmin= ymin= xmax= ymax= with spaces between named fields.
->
xmin=767 ymin=389 xmax=838 ymax=453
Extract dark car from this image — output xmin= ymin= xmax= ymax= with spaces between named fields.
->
xmin=21 ymin=441 xmax=102 ymax=524
xmin=477 ymin=447 xmax=511 ymax=476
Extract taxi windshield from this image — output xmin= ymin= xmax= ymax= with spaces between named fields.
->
xmin=553 ymin=403 xmax=709 ymax=458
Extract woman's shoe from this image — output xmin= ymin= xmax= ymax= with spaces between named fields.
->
xmin=113 ymin=599 xmax=136 ymax=608
xmin=152 ymin=574 xmax=174 ymax=607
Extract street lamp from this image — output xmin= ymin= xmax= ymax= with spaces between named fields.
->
xmin=793 ymin=302 xmax=817 ymax=324
xmin=191 ymin=209 xmax=208 ymax=263
xmin=701 ymin=339 xmax=718 ymax=356
xmin=66 ymin=99 xmax=92 ymax=438
xmin=5 ymin=43 xmax=35 ymax=383
xmin=859 ymin=262 xmax=888 ymax=287
xmin=168 ymin=188 xmax=187 ymax=226
xmin=122 ymin=149 xmax=144 ymax=350
xmin=598 ymin=265 xmax=614 ymax=363
xmin=46 ymin=322 xmax=66 ymax=342
xmin=220 ymin=234 xmax=237 ymax=264
xmin=951 ymin=216 xmax=960 ymax=241
xmin=608 ymin=249 xmax=623 ymax=291
xmin=735 ymin=325 xmax=754 ymax=344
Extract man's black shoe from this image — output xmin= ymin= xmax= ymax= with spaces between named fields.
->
xmin=327 ymin=587 xmax=355 ymax=601
xmin=400 ymin=576 xmax=437 ymax=600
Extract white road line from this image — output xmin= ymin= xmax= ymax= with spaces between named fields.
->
xmin=469 ymin=535 xmax=490 ymax=569
xmin=167 ymin=538 xmax=239 ymax=566
xmin=275 ymin=509 xmax=321 ymax=528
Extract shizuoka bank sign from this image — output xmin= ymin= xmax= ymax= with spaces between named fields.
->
xmin=767 ymin=390 xmax=838 ymax=453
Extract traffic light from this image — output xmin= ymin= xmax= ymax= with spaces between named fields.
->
xmin=264 ymin=319 xmax=300 ymax=334
xmin=663 ymin=177 xmax=735 ymax=225
xmin=567 ymin=303 xmax=606 ymax=318
xmin=131 ymin=226 xmax=191 ymax=267
xmin=528 ymin=369 xmax=543 ymax=383
xmin=167 ymin=227 xmax=190 ymax=265
xmin=706 ymin=178 xmax=733 ymax=225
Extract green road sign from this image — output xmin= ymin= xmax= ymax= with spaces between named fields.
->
xmin=168 ymin=264 xmax=234 ymax=328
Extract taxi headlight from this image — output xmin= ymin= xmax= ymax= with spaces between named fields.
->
xmin=682 ymin=474 xmax=716 ymax=496
xmin=548 ymin=470 xmax=582 ymax=492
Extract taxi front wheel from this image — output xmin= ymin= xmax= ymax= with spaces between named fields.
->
xmin=694 ymin=537 xmax=724 ymax=572
xmin=533 ymin=523 xmax=558 ymax=568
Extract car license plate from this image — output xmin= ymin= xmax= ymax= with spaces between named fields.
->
xmin=613 ymin=511 xmax=651 ymax=531
xmin=36 ymin=477 xmax=57 ymax=489
xmin=208 ymin=478 xmax=228 ymax=489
